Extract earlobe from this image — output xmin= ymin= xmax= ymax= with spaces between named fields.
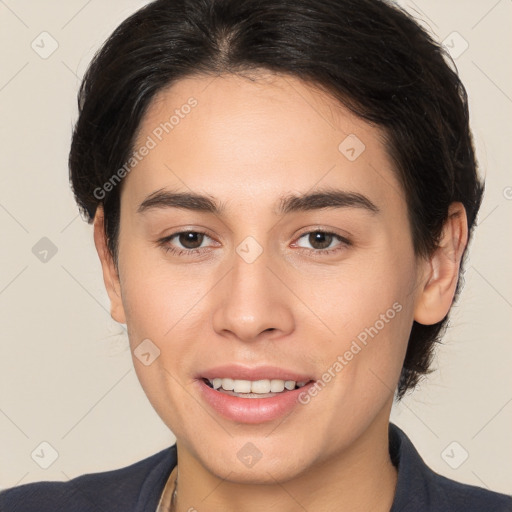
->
xmin=93 ymin=207 xmax=127 ymax=324
xmin=414 ymin=202 xmax=469 ymax=326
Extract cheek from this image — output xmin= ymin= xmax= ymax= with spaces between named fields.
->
xmin=118 ymin=238 xmax=206 ymax=335
xmin=117 ymin=255 xmax=210 ymax=435
xmin=299 ymin=247 xmax=416 ymax=394
xmin=117 ymin=247 xmax=215 ymax=396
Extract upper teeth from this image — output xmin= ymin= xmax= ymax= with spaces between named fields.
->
xmin=209 ymin=378 xmax=308 ymax=394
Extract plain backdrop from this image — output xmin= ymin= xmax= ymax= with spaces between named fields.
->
xmin=1 ymin=0 xmax=511 ymax=495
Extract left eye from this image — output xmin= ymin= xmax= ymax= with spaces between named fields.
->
xmin=295 ymin=231 xmax=349 ymax=252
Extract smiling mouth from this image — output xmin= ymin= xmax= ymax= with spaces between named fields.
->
xmin=201 ymin=377 xmax=313 ymax=398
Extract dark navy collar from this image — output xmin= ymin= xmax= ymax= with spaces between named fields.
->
xmin=388 ymin=423 xmax=511 ymax=511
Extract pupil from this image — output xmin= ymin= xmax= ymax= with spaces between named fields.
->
xmin=180 ymin=232 xmax=203 ymax=249
xmin=310 ymin=232 xmax=332 ymax=250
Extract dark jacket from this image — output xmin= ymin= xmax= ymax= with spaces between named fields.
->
xmin=1 ymin=423 xmax=510 ymax=511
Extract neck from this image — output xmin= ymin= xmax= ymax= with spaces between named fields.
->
xmin=170 ymin=415 xmax=397 ymax=512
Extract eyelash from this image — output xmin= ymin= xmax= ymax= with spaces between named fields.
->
xmin=158 ymin=229 xmax=351 ymax=258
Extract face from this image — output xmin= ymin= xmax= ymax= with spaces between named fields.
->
xmin=97 ymin=72 xmax=430 ymax=483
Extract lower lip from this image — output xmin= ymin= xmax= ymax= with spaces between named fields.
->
xmin=196 ymin=379 xmax=314 ymax=424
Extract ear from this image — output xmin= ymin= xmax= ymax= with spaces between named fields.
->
xmin=93 ymin=207 xmax=127 ymax=324
xmin=414 ymin=202 xmax=469 ymax=325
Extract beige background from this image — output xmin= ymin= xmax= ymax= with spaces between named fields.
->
xmin=0 ymin=0 xmax=511 ymax=496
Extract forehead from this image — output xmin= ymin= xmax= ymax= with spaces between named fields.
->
xmin=124 ymin=72 xmax=405 ymax=219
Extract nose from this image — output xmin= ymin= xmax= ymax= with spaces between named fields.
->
xmin=211 ymin=242 xmax=295 ymax=343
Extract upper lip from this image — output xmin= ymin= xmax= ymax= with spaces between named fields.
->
xmin=198 ymin=364 xmax=315 ymax=382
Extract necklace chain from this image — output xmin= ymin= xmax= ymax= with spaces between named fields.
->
xmin=169 ymin=469 xmax=178 ymax=512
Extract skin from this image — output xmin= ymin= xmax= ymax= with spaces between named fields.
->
xmin=93 ymin=71 xmax=468 ymax=512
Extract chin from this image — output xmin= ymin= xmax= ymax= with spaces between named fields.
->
xmin=205 ymin=455 xmax=309 ymax=485
xmin=189 ymin=434 xmax=316 ymax=484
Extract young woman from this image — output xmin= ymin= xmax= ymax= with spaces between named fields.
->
xmin=1 ymin=0 xmax=510 ymax=510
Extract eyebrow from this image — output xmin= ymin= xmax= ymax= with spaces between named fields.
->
xmin=137 ymin=187 xmax=379 ymax=216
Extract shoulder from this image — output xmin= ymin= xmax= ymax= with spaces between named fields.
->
xmin=389 ymin=423 xmax=512 ymax=512
xmin=0 ymin=445 xmax=176 ymax=512
xmin=429 ymin=471 xmax=512 ymax=511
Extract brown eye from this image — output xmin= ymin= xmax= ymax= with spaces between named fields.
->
xmin=307 ymin=231 xmax=334 ymax=250
xmin=294 ymin=230 xmax=351 ymax=255
xmin=158 ymin=230 xmax=213 ymax=256
xmin=177 ymin=231 xmax=205 ymax=249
